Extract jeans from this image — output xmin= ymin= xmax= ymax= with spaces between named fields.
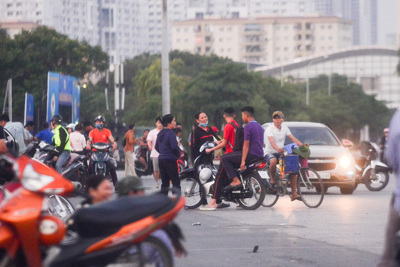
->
xmin=56 ymin=150 xmax=70 ymax=174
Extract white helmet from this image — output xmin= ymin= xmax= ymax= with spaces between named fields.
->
xmin=199 ymin=167 xmax=212 ymax=184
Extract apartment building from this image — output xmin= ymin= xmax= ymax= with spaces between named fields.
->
xmin=172 ymin=16 xmax=352 ymax=66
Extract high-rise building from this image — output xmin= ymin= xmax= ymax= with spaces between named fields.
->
xmin=315 ymin=0 xmax=377 ymax=46
xmin=172 ymin=16 xmax=352 ymax=67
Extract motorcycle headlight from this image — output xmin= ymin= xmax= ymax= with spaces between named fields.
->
xmin=21 ymin=163 xmax=54 ymax=192
xmin=339 ymin=155 xmax=351 ymax=169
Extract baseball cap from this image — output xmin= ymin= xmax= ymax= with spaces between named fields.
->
xmin=117 ymin=176 xmax=146 ymax=196
xmin=272 ymin=111 xmax=284 ymax=118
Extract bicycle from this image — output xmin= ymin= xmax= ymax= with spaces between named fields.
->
xmin=261 ymin=154 xmax=324 ymax=208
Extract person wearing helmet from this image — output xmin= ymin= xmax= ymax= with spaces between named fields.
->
xmin=86 ymin=115 xmax=118 ymax=186
xmin=50 ymin=114 xmax=72 ymax=173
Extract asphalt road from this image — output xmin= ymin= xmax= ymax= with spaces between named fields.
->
xmin=114 ymin=170 xmax=394 ymax=267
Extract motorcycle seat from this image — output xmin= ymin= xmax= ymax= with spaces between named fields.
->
xmin=72 ymin=194 xmax=174 ymax=238
xmin=247 ymin=157 xmax=266 ymax=165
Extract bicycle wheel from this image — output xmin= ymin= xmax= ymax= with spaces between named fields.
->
xmin=108 ymin=235 xmax=173 ymax=267
xmin=180 ymin=177 xmax=204 ymax=209
xmin=261 ymin=180 xmax=279 ymax=207
xmin=237 ymin=172 xmax=266 ymax=210
xmin=47 ymin=195 xmax=75 ymax=222
xmin=298 ymin=167 xmax=324 ymax=208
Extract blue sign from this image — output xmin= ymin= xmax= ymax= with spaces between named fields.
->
xmin=59 ymin=75 xmax=73 ymax=106
xmin=24 ymin=93 xmax=34 ymax=125
xmin=72 ymin=78 xmax=80 ymax=124
xmin=47 ymin=72 xmax=59 ymax=121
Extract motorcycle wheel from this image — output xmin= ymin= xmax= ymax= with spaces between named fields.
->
xmin=180 ymin=177 xmax=204 ymax=209
xmin=364 ymin=169 xmax=389 ymax=191
xmin=237 ymin=173 xmax=266 ymax=210
xmin=107 ymin=236 xmax=173 ymax=267
xmin=47 ymin=195 xmax=75 ymax=222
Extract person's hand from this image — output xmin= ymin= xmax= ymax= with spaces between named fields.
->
xmin=86 ymin=145 xmax=91 ymax=151
xmin=0 ymin=139 xmax=7 ymax=154
xmin=53 ymin=156 xmax=58 ymax=161
xmin=205 ymin=148 xmax=213 ymax=154
xmin=240 ymin=160 xmax=246 ymax=170
xmin=277 ymin=148 xmax=284 ymax=153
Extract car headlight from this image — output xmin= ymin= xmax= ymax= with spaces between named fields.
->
xmin=339 ymin=155 xmax=351 ymax=169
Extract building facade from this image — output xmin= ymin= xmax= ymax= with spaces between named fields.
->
xmin=256 ymin=47 xmax=400 ymax=109
xmin=172 ymin=16 xmax=352 ymax=67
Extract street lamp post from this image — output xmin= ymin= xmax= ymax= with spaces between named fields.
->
xmin=305 ymin=55 xmax=328 ymax=106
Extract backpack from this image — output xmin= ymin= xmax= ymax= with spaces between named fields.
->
xmin=228 ymin=122 xmax=244 ymax=152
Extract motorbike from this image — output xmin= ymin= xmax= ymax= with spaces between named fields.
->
xmin=354 ymin=141 xmax=391 ymax=191
xmin=177 ymin=143 xmax=188 ymax=173
xmin=179 ymin=141 xmax=266 ymax=210
xmin=0 ymin=155 xmax=185 ymax=266
xmin=90 ymin=142 xmax=118 ymax=177
xmin=25 ymin=141 xmax=88 ymax=189
xmin=134 ymin=147 xmax=154 ymax=177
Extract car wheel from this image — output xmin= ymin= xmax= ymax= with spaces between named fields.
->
xmin=340 ymin=185 xmax=355 ymax=195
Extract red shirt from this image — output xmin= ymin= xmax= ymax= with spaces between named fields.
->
xmin=89 ymin=128 xmax=112 ymax=144
xmin=223 ymin=120 xmax=239 ymax=154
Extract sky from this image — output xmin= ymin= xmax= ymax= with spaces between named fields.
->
xmin=377 ymin=0 xmax=398 ymax=46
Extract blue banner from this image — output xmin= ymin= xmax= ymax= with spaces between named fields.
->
xmin=24 ymin=93 xmax=34 ymax=125
xmin=47 ymin=72 xmax=60 ymax=121
xmin=59 ymin=75 xmax=73 ymax=106
xmin=72 ymin=78 xmax=80 ymax=124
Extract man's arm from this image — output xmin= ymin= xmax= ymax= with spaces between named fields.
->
xmin=0 ymin=139 xmax=7 ymax=154
xmin=108 ymin=135 xmax=117 ymax=151
xmin=288 ymin=134 xmax=303 ymax=147
xmin=268 ymin=136 xmax=284 ymax=153
xmin=240 ymin=140 xmax=250 ymax=169
xmin=206 ymin=139 xmax=227 ymax=154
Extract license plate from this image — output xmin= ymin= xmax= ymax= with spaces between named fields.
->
xmin=308 ymin=171 xmax=331 ymax=179
xmin=258 ymin=171 xmax=269 ymax=179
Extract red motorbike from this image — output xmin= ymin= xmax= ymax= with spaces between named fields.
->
xmin=0 ymin=155 xmax=185 ymax=266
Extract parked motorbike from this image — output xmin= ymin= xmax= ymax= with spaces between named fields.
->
xmin=0 ymin=155 xmax=185 ymax=266
xmin=179 ymin=141 xmax=266 ymax=210
xmin=177 ymin=143 xmax=188 ymax=173
xmin=355 ymin=141 xmax=391 ymax=191
xmin=25 ymin=141 xmax=88 ymax=189
xmin=135 ymin=147 xmax=154 ymax=177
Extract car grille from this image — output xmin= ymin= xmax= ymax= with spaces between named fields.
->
xmin=308 ymin=163 xmax=336 ymax=171
xmin=308 ymin=157 xmax=336 ymax=171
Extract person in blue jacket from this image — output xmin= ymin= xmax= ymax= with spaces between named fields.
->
xmin=155 ymin=114 xmax=181 ymax=195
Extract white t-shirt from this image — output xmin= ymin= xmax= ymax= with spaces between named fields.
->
xmin=5 ymin=122 xmax=29 ymax=153
xmin=70 ymin=131 xmax=86 ymax=152
xmin=147 ymin=128 xmax=161 ymax=158
xmin=264 ymin=124 xmax=292 ymax=155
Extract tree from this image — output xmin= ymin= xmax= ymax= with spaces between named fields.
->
xmin=0 ymin=26 xmax=109 ymax=123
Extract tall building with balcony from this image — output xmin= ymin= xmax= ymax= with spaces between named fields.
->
xmin=172 ymin=16 xmax=352 ymax=67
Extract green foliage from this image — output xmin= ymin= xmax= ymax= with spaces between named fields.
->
xmin=0 ymin=26 xmax=108 ymax=123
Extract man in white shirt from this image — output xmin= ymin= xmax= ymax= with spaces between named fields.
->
xmin=264 ymin=111 xmax=303 ymax=200
xmin=69 ymin=123 xmax=86 ymax=153
xmin=146 ymin=116 xmax=163 ymax=188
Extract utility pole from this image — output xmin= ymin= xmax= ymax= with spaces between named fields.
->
xmin=161 ymin=0 xmax=170 ymax=115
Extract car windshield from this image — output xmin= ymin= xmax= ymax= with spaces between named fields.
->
xmin=285 ymin=126 xmax=340 ymax=146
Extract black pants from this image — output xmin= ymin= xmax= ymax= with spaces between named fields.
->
xmin=159 ymin=159 xmax=181 ymax=195
xmin=221 ymin=151 xmax=260 ymax=181
xmin=212 ymin=163 xmax=230 ymax=201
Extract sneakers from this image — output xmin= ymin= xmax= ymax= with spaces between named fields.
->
xmin=154 ymin=183 xmax=159 ymax=189
xmin=199 ymin=205 xmax=216 ymax=211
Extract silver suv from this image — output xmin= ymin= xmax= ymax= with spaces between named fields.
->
xmin=262 ymin=121 xmax=357 ymax=194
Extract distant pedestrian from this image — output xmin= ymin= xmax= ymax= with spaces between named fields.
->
xmin=147 ymin=116 xmax=163 ymax=188
xmin=379 ymin=128 xmax=389 ymax=163
xmin=83 ymin=121 xmax=93 ymax=141
xmin=24 ymin=121 xmax=34 ymax=145
xmin=155 ymin=114 xmax=180 ymax=195
xmin=70 ymin=123 xmax=86 ymax=153
xmin=34 ymin=122 xmax=53 ymax=144
xmin=124 ymin=124 xmax=139 ymax=177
